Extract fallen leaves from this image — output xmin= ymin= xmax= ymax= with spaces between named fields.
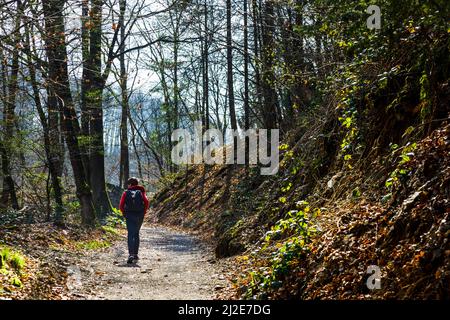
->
xmin=0 ymin=221 xmax=124 ymax=300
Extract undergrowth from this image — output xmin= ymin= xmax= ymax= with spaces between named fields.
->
xmin=0 ymin=245 xmax=27 ymax=292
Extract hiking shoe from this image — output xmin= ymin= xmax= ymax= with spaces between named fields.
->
xmin=127 ymin=256 xmax=134 ymax=264
xmin=133 ymin=255 xmax=139 ymax=261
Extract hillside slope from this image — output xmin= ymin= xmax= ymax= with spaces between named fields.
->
xmin=150 ymin=11 xmax=449 ymax=299
xmin=150 ymin=121 xmax=449 ymax=299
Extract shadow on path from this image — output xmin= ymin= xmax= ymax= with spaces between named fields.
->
xmin=76 ymin=225 xmax=227 ymax=300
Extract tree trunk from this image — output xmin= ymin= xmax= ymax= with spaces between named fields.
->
xmin=226 ymin=0 xmax=237 ymax=131
xmin=173 ymin=10 xmax=180 ymax=131
xmin=252 ymin=0 xmax=263 ymax=126
xmin=42 ymin=0 xmax=96 ymax=226
xmin=291 ymin=0 xmax=308 ymax=115
xmin=24 ymin=24 xmax=64 ymax=223
xmin=0 ymin=0 xmax=22 ymax=210
xmin=260 ymin=0 xmax=279 ymax=129
xmin=87 ymin=0 xmax=112 ymax=219
xmin=171 ymin=9 xmax=180 ymax=172
xmin=203 ymin=0 xmax=209 ymax=131
xmin=80 ymin=0 xmax=91 ymax=179
xmin=119 ymin=0 xmax=130 ymax=189
xmin=244 ymin=0 xmax=250 ymax=165
xmin=130 ymin=119 xmax=143 ymax=179
xmin=0 ymin=143 xmax=18 ymax=209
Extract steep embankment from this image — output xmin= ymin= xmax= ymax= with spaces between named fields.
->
xmin=151 ymin=122 xmax=449 ymax=300
xmin=150 ymin=16 xmax=449 ymax=299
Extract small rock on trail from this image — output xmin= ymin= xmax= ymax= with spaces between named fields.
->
xmin=72 ymin=225 xmax=228 ymax=300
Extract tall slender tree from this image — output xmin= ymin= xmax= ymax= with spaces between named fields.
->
xmin=260 ymin=0 xmax=279 ymax=129
xmin=226 ymin=0 xmax=237 ymax=132
xmin=243 ymin=0 xmax=250 ymax=165
xmin=119 ymin=0 xmax=130 ymax=189
xmin=252 ymin=0 xmax=263 ymax=125
xmin=203 ymin=0 xmax=210 ymax=131
xmin=23 ymin=21 xmax=64 ymax=223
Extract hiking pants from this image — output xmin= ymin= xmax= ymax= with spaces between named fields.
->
xmin=124 ymin=212 xmax=144 ymax=256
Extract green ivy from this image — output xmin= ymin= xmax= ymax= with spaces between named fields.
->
xmin=244 ymin=202 xmax=317 ymax=299
xmin=385 ymin=142 xmax=417 ymax=191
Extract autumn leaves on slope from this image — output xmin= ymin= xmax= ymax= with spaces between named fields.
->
xmin=150 ymin=124 xmax=449 ymax=299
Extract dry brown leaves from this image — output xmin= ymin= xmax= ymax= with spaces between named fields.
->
xmin=0 ymin=222 xmax=123 ymax=300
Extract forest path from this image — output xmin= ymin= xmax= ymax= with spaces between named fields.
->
xmin=72 ymin=225 xmax=227 ymax=300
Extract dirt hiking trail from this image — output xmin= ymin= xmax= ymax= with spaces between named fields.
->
xmin=71 ymin=225 xmax=228 ymax=300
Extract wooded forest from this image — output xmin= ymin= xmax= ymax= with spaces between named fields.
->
xmin=0 ymin=0 xmax=449 ymax=302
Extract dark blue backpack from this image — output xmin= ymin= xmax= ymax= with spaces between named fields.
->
xmin=124 ymin=189 xmax=144 ymax=214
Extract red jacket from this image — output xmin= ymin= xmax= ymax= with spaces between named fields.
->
xmin=119 ymin=185 xmax=149 ymax=215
